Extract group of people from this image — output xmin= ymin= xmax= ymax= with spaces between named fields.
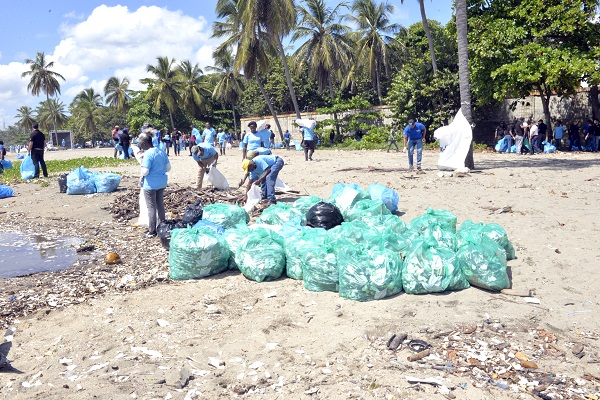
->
xmin=495 ymin=117 xmax=600 ymax=153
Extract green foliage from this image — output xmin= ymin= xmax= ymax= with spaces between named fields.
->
xmin=317 ymin=96 xmax=384 ymax=139
xmin=0 ymin=157 xmax=136 ymax=184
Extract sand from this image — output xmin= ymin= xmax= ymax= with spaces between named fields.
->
xmin=0 ymin=145 xmax=599 ymax=399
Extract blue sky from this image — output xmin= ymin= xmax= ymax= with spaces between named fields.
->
xmin=0 ymin=0 xmax=453 ymax=127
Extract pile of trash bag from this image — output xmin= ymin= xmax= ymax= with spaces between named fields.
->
xmin=65 ymin=166 xmax=122 ymax=194
xmin=157 ymin=219 xmax=188 ymax=249
xmin=182 ymin=200 xmax=204 ymax=225
xmin=20 ymin=155 xmax=36 ymax=180
xmin=165 ymin=184 xmax=515 ymax=301
xmin=95 ymin=173 xmax=122 ymax=193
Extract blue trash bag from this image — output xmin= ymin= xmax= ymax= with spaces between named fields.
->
xmin=94 ymin=173 xmax=121 ymax=193
xmin=494 ymin=137 xmax=505 ymax=152
xmin=367 ymin=184 xmax=400 ymax=212
xmin=543 ymin=141 xmax=556 ymax=154
xmin=20 ymin=155 xmax=36 ymax=180
xmin=16 ymin=153 xmax=25 ymax=160
xmin=193 ymin=219 xmax=225 ymax=235
xmin=1 ymin=160 xmax=13 ymax=169
xmin=293 ymin=141 xmax=303 ymax=151
xmin=510 ymin=144 xmax=517 ymax=153
xmin=0 ymin=185 xmax=14 ymax=199
xmin=66 ymin=166 xmax=96 ymax=195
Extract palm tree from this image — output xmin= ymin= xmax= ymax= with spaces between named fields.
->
xmin=21 ymin=51 xmax=66 ymax=145
xmin=239 ymin=0 xmax=303 ymax=119
xmin=71 ymin=88 xmax=104 ymax=140
xmin=176 ymin=60 xmax=211 ymax=121
xmin=348 ymin=0 xmax=402 ymax=104
xmin=400 ymin=0 xmax=438 ymax=73
xmin=141 ymin=56 xmax=181 ymax=129
xmin=206 ymin=52 xmax=245 ymax=136
xmin=456 ymin=0 xmax=474 ymax=169
xmin=36 ymin=99 xmax=68 ymax=144
xmin=15 ymin=106 xmax=37 ymax=134
xmin=292 ymin=0 xmax=353 ymax=98
xmin=213 ymin=0 xmax=285 ymax=137
xmin=104 ymin=76 xmax=132 ymax=110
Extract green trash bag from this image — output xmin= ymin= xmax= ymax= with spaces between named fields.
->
xmin=328 ymin=184 xmax=370 ymax=218
xmin=168 ymin=228 xmax=230 ymax=280
xmin=283 ymin=227 xmax=307 ymax=280
xmin=362 ymin=214 xmax=408 ymax=236
xmin=410 ymin=208 xmax=458 ymax=234
xmin=223 ymin=225 xmax=251 ymax=270
xmin=456 ymin=235 xmax=509 ymax=291
xmin=458 ymin=220 xmax=516 ymax=261
xmin=291 ymin=195 xmax=323 ymax=216
xmin=345 ymin=199 xmax=391 ymax=222
xmin=422 ymin=222 xmax=458 ymax=251
xmin=329 ymin=220 xmax=412 ymax=257
xmin=402 ymin=239 xmax=469 ymax=294
xmin=202 ymin=203 xmax=249 ymax=229
xmin=256 ymin=202 xmax=305 ymax=226
xmin=337 ymin=245 xmax=403 ymax=301
xmin=300 ymin=228 xmax=339 ymax=292
xmin=237 ymin=227 xmax=285 ymax=282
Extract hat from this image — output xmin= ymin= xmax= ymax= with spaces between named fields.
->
xmin=115 ymin=125 xmax=120 ymax=128
xmin=246 ymin=150 xmax=259 ymax=160
xmin=241 ymin=159 xmax=251 ymax=173
xmin=191 ymin=145 xmax=200 ymax=155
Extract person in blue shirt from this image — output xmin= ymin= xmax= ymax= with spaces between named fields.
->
xmin=139 ymin=133 xmax=171 ymax=238
xmin=241 ymin=121 xmax=267 ymax=160
xmin=257 ymin=124 xmax=272 ymax=148
xmin=203 ymin=122 xmax=217 ymax=146
xmin=189 ymin=125 xmax=200 ymax=156
xmin=403 ymin=119 xmax=427 ymax=171
xmin=299 ymin=123 xmax=316 ymax=161
xmin=283 ymin=130 xmax=291 ymax=150
xmin=217 ymin=128 xmax=227 ymax=156
xmin=191 ymin=143 xmax=219 ymax=189
xmin=553 ymin=120 xmax=565 ymax=151
xmin=240 ymin=155 xmax=285 ymax=205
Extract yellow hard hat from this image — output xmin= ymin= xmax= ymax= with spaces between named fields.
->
xmin=241 ymin=159 xmax=251 ymax=173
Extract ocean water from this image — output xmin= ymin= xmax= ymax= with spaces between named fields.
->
xmin=0 ymin=232 xmax=82 ymax=278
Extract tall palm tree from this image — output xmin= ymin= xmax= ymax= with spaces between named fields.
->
xmin=141 ymin=56 xmax=181 ymax=129
xmin=239 ymin=0 xmax=303 ymax=119
xmin=176 ymin=60 xmax=211 ymax=121
xmin=15 ymin=106 xmax=37 ymax=134
xmin=104 ymin=76 xmax=132 ymax=110
xmin=36 ymin=99 xmax=68 ymax=144
xmin=206 ymin=52 xmax=245 ymax=136
xmin=21 ymin=51 xmax=66 ymax=145
xmin=292 ymin=0 xmax=353 ymax=98
xmin=400 ymin=0 xmax=438 ymax=73
xmin=213 ymin=0 xmax=285 ymax=137
xmin=348 ymin=0 xmax=402 ymax=104
xmin=456 ymin=0 xmax=474 ymax=169
xmin=71 ymin=88 xmax=104 ymax=140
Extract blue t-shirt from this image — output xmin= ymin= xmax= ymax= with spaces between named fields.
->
xmin=203 ymin=127 xmax=216 ymax=143
xmin=217 ymin=131 xmax=227 ymax=144
xmin=242 ymin=131 xmax=263 ymax=150
xmin=249 ymin=155 xmax=277 ymax=181
xmin=554 ymin=125 xmax=565 ymax=139
xmin=404 ymin=122 xmax=426 ymax=141
xmin=284 ymin=132 xmax=291 ymax=140
xmin=191 ymin=127 xmax=200 ymax=142
xmin=301 ymin=127 xmax=315 ymax=141
xmin=142 ymin=147 xmax=170 ymax=190
xmin=257 ymin=129 xmax=271 ymax=146
xmin=192 ymin=143 xmax=218 ymax=161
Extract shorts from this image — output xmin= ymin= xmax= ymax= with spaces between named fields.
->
xmin=303 ymin=140 xmax=315 ymax=151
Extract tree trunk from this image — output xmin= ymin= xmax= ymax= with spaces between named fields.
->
xmin=456 ymin=0 xmax=474 ymax=170
xmin=47 ymin=93 xmax=57 ymax=146
xmin=329 ymin=80 xmax=341 ymax=139
xmin=419 ymin=0 xmax=438 ymax=73
xmin=536 ymin=83 xmax=552 ymax=131
xmin=168 ymin=110 xmax=175 ymax=132
xmin=375 ymin=62 xmax=383 ymax=105
xmin=256 ymin=74 xmax=284 ymax=140
xmin=277 ymin=36 xmax=301 ymax=119
xmin=231 ymin=102 xmax=238 ymax=138
xmin=590 ymin=85 xmax=600 ymax=119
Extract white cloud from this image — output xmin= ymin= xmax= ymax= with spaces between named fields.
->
xmin=0 ymin=4 xmax=219 ymax=126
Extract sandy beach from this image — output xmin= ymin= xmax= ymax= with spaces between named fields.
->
xmin=0 ymin=145 xmax=599 ymax=399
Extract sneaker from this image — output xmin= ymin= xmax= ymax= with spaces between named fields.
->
xmin=267 ymin=200 xmax=277 ymax=206
xmin=145 ymin=232 xmax=157 ymax=238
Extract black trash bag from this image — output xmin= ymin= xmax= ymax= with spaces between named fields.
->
xmin=182 ymin=200 xmax=203 ymax=225
xmin=157 ymin=219 xmax=187 ymax=249
xmin=306 ymin=202 xmax=344 ymax=230
xmin=58 ymin=174 xmax=68 ymax=193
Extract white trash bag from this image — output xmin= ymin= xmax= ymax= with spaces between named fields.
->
xmin=274 ymin=177 xmax=292 ymax=192
xmin=295 ymin=118 xmax=317 ymax=130
xmin=244 ymin=184 xmax=262 ymax=213
xmin=206 ymin=166 xmax=230 ymax=190
xmin=434 ymin=108 xmax=473 ymax=171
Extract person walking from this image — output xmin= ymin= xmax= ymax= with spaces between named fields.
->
xmin=112 ymin=125 xmax=122 ymax=158
xmin=240 ymin=155 xmax=285 ymax=205
xmin=553 ymin=120 xmax=565 ymax=151
xmin=329 ymin=129 xmax=335 ymax=147
xmin=138 ymin=132 xmax=171 ymax=238
xmin=189 ymin=125 xmax=199 ymax=155
xmin=171 ymin=129 xmax=181 ymax=156
xmin=217 ymin=128 xmax=227 ymax=155
xmin=529 ymin=120 xmax=540 ymax=155
xmin=514 ymin=118 xmax=525 ymax=154
xmin=402 ymin=119 xmax=426 ymax=171
xmin=387 ymin=125 xmax=399 ymax=152
xmin=284 ymin=130 xmax=291 ymax=150
xmin=120 ymin=128 xmax=131 ymax=159
xmin=191 ymin=143 xmax=219 ymax=189
xmin=569 ymin=120 xmax=581 ymax=151
xmin=28 ymin=123 xmax=48 ymax=178
xmin=203 ymin=122 xmax=217 ymax=146
xmin=162 ymin=129 xmax=172 ymax=156
xmin=298 ymin=121 xmax=316 ymax=161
